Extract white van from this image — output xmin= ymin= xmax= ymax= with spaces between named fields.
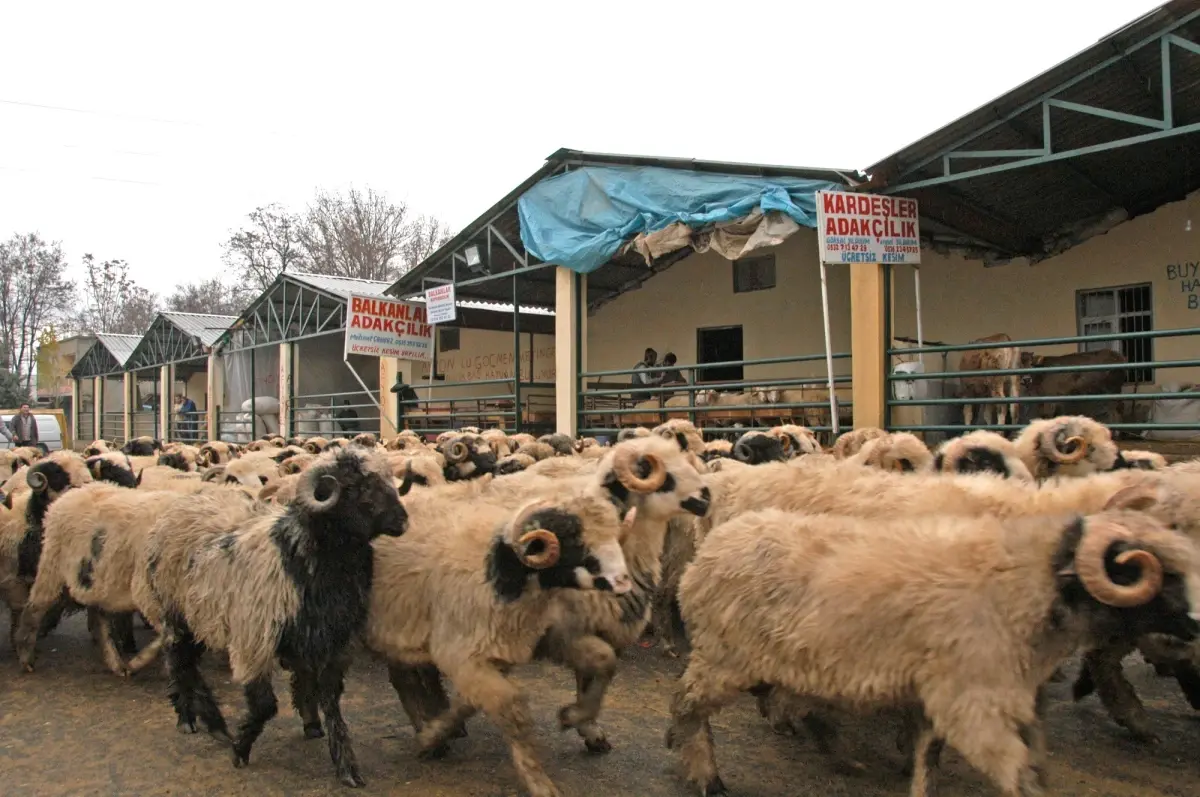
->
xmin=0 ymin=413 xmax=64 ymax=453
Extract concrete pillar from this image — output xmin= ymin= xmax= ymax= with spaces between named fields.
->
xmin=92 ymin=376 xmax=102 ymax=442
xmin=850 ymin=262 xmax=886 ymax=429
xmin=70 ymin=378 xmax=81 ymax=449
xmin=158 ymin=365 xmax=170 ymax=441
xmin=278 ymin=342 xmax=293 ymax=438
xmin=554 ymin=267 xmax=584 ymax=436
xmin=207 ymin=353 xmax=224 ymax=442
xmin=122 ymin=372 xmax=133 ymax=443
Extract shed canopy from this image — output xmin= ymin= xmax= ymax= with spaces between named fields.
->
xmin=126 ymin=312 xmax=238 ymax=372
xmin=866 ymin=0 xmax=1200 ymax=264
xmin=69 ymin=333 xmax=141 ymax=378
xmin=388 ymin=149 xmax=853 ymax=312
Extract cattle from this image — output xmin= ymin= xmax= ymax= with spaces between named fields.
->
xmin=1019 ymin=348 xmax=1129 ymax=423
xmin=957 ymin=333 xmax=1021 ymax=427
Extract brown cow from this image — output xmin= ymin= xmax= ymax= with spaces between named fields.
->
xmin=958 ymin=333 xmax=1021 ymax=427
xmin=1018 ymin=348 xmax=1129 ymax=423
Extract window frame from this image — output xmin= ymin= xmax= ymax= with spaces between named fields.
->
xmin=1074 ymin=282 xmax=1153 ymax=384
xmin=732 ymin=254 xmax=777 ymax=294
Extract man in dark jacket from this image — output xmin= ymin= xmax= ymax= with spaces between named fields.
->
xmin=8 ymin=404 xmax=38 ymax=448
xmin=335 ymin=399 xmax=361 ymax=433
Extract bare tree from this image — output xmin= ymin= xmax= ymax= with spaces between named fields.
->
xmin=0 ymin=233 xmax=76 ymax=390
xmin=221 ymin=204 xmax=305 ymax=292
xmin=296 ymin=187 xmax=412 ymax=282
xmin=166 ymin=277 xmax=254 ymax=316
xmin=75 ymin=254 xmax=160 ymax=336
xmin=401 ymin=214 xmax=453 ymax=274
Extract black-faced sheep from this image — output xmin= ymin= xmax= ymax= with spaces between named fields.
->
xmin=1113 ymin=449 xmax=1169 ymax=470
xmin=366 ymin=490 xmax=634 ymax=797
xmin=537 ymin=433 xmax=576 ymax=457
xmin=667 ymin=507 xmax=1200 ymax=797
xmin=438 ymin=433 xmax=496 ymax=481
xmin=15 ymin=452 xmax=94 ymax=581
xmin=933 ymin=430 xmax=1033 ymax=479
xmin=198 ymin=441 xmax=239 ymax=466
xmin=1014 ymin=415 xmax=1119 ymax=479
xmin=480 ymin=429 xmax=512 ymax=457
xmin=122 ymin=436 xmax=162 ymax=456
xmin=137 ymin=448 xmax=406 ymax=787
xmin=83 ymin=439 xmax=113 ymax=457
xmin=728 ymin=430 xmax=788 ymax=465
xmin=85 ymin=453 xmax=142 ymax=488
xmin=395 ymin=437 xmax=713 ymax=756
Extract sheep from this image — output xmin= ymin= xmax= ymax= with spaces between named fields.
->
xmin=14 ymin=480 xmax=237 ymax=675
xmin=1014 ymin=415 xmax=1119 ymax=479
xmin=245 ymin=439 xmax=282 ymax=453
xmin=302 ymin=436 xmax=331 ymax=455
xmin=15 ymin=452 xmax=94 ymax=581
xmin=84 ymin=453 xmax=142 ymax=488
xmin=509 ymin=432 xmax=537 ymax=449
xmin=667 ymin=506 xmax=1200 ymax=797
xmin=652 ymin=419 xmax=705 ymax=456
xmin=615 ymin=427 xmax=650 ymax=443
xmin=438 ymin=432 xmax=497 ymax=481
xmin=157 ymin=445 xmax=201 ymax=473
xmin=769 ymin=425 xmax=822 ymax=457
xmin=197 ymin=441 xmax=239 ymax=467
xmin=512 ymin=440 xmax=556 ymax=463
xmin=394 ymin=455 xmax=446 ymax=493
xmin=258 ymin=474 xmax=302 ymax=505
xmin=1114 ymin=449 xmax=1169 ymax=471
xmin=831 ymin=426 xmax=887 ymax=458
xmin=204 ymin=455 xmax=281 ymax=489
xmin=574 ymin=436 xmax=602 ymax=454
xmin=537 ymin=433 xmax=576 ymax=457
xmin=933 ymin=430 xmax=1033 ymax=479
xmin=844 ymin=431 xmax=933 ymax=473
xmin=136 ymin=448 xmax=407 ymax=787
xmin=495 ymin=452 xmax=538 ymax=475
xmin=277 ymin=453 xmax=316 ymax=476
xmin=727 ymin=430 xmax=789 ymax=465
xmin=701 ymin=439 xmax=733 ymax=463
xmin=122 ymin=436 xmax=162 ymax=456
xmin=83 ymin=439 xmax=113 ymax=456
xmin=136 ymin=466 xmax=207 ymax=492
xmin=365 ymin=489 xmax=634 ymax=797
xmin=0 ymin=447 xmax=41 ymax=481
xmin=480 ymin=429 xmax=512 ymax=457
xmin=385 ymin=430 xmax=425 ymax=452
xmin=351 ymin=432 xmax=378 ymax=449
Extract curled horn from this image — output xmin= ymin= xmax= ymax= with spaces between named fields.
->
xmin=770 ymin=429 xmax=792 ymax=452
xmin=1104 ymin=482 xmax=1165 ymax=513
xmin=202 ymin=465 xmax=227 ymax=483
xmin=89 ymin=460 xmax=104 ymax=479
xmin=198 ymin=445 xmax=215 ymax=466
xmin=445 ymin=440 xmax=469 ymax=464
xmin=1073 ymin=520 xmax=1164 ymax=608
xmin=26 ymin=470 xmax=47 ymax=492
xmin=1047 ymin=425 xmax=1089 ymax=465
xmin=303 ymin=441 xmax=322 ymax=455
xmin=302 ymin=473 xmax=341 ymax=511
xmin=510 ymin=502 xmax=560 ymax=569
xmin=612 ymin=446 xmax=668 ymax=492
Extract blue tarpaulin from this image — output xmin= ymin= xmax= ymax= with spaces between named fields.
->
xmin=517 ymin=165 xmax=843 ymax=274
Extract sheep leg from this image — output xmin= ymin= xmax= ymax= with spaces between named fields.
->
xmin=36 ymin=595 xmax=68 ymax=638
xmin=316 ymin=658 xmax=366 ymax=788
xmin=392 ymin=663 xmax=470 ymax=739
xmin=13 ymin=586 xmax=65 ymax=672
xmin=938 ymin=701 xmax=1042 ymax=797
xmin=553 ymin=633 xmax=618 ymax=753
xmin=126 ymin=632 xmax=164 ymax=674
xmin=1008 ymin=373 xmax=1020 ymax=428
xmin=665 ymin=658 xmax=741 ymax=796
xmin=290 ymin=667 xmax=325 ymax=739
xmin=963 ymin=403 xmax=974 ymax=428
xmin=651 ymin=589 xmax=683 ymax=658
xmin=1076 ymin=644 xmax=1158 ymax=742
xmin=801 ymin=710 xmax=868 ymax=775
xmin=94 ymin=610 xmax=132 ymax=677
xmin=110 ymin=612 xmax=139 ymax=657
xmin=231 ymin=677 xmax=279 ymax=770
xmin=425 ymin=660 xmax=561 ymax=797
xmin=166 ymin=629 xmax=231 ymax=743
xmin=907 ymin=713 xmax=941 ymax=797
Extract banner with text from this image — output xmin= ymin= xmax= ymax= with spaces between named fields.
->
xmin=425 ymin=283 xmax=457 ymax=325
xmin=815 ymin=191 xmax=921 ymax=265
xmin=344 ymin=294 xmax=433 ymax=361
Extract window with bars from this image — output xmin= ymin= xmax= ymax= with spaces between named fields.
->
xmin=439 ymin=327 xmax=460 ymax=352
xmin=1076 ymin=283 xmax=1153 ymax=383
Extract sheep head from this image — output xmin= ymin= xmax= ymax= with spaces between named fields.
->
xmin=600 ymin=436 xmax=711 ymax=522
xmin=296 ymin=448 xmax=406 ymax=539
xmin=1017 ymin=416 xmax=1118 ymax=479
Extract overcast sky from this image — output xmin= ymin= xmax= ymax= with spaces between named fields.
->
xmin=0 ymin=0 xmax=1165 ymax=297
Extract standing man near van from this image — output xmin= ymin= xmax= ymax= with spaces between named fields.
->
xmin=8 ymin=404 xmax=39 ymax=449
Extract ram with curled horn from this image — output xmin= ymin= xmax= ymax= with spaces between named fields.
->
xmin=1015 ymin=415 xmax=1120 ymax=480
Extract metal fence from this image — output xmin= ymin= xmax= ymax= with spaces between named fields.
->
xmin=397 ymin=378 xmax=556 ymax=438
xmin=131 ymin=411 xmax=159 ymax=441
xmin=168 ymin=410 xmax=207 ymax=443
xmin=77 ymin=412 xmax=94 ymax=443
xmin=578 ymin=353 xmax=853 ymax=442
xmin=99 ymin=412 xmax=125 ymax=445
xmin=216 ymin=409 xmax=249 ymax=443
xmin=885 ymin=327 xmax=1200 ymax=441
xmin=291 ymin=390 xmax=381 ymax=438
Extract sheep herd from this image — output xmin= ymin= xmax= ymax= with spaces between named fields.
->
xmin=0 ymin=417 xmax=1197 ymax=797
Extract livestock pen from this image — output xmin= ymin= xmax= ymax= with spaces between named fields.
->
xmin=67 ymin=333 xmax=139 ymax=447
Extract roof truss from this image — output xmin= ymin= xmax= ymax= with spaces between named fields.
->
xmin=220 ymin=277 xmax=347 ymax=352
xmin=884 ymin=10 xmax=1200 ymax=193
xmin=127 ymin=317 xmax=209 ymax=370
xmin=69 ymin=342 xmax=121 ymax=378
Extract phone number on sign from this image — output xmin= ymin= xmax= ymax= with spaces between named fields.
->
xmin=825 ymin=243 xmax=869 ymax=253
xmin=883 ymin=245 xmax=920 ymax=254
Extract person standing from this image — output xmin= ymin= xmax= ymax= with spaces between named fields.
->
xmin=632 ymin=348 xmax=661 ymax=387
xmin=8 ymin=404 xmax=39 ymax=449
xmin=176 ymin=393 xmax=199 ymax=441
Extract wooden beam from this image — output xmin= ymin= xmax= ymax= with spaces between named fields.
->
xmin=850 ymin=262 xmax=885 ymax=429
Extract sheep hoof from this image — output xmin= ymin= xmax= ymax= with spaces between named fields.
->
xmin=417 ymin=743 xmax=450 ymax=761
xmin=338 ymin=770 xmax=366 ymax=788
xmin=176 ymin=718 xmax=198 ymax=734
xmin=304 ymin=722 xmax=325 ymax=740
xmin=21 ymin=662 xmax=34 ymax=674
xmin=232 ymin=747 xmax=251 ymax=768
xmin=584 ymin=736 xmax=612 ymax=754
xmin=701 ymin=775 xmax=728 ymax=795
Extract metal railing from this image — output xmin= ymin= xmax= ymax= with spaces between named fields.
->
xmin=168 ymin=410 xmax=207 ymax=443
xmin=100 ymin=411 xmax=126 ymax=445
xmin=217 ymin=409 xmax=250 ymax=443
xmin=398 ymin=378 xmax=556 ymax=437
xmin=131 ymin=410 xmax=160 ymax=441
xmin=578 ymin=353 xmax=854 ymax=442
xmin=291 ymin=390 xmax=381 ymax=438
xmin=885 ymin=326 xmax=1200 ymax=439
xmin=77 ymin=412 xmax=94 ymax=443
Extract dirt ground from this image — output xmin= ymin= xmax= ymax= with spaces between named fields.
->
xmin=1 ymin=615 xmax=1198 ymax=797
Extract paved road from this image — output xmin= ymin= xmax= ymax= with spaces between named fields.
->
xmin=1 ymin=615 xmax=1198 ymax=796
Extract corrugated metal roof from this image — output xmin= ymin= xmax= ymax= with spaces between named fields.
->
xmin=159 ymin=312 xmax=238 ymax=346
xmin=287 ymin=273 xmax=392 ymax=300
xmin=96 ymin=333 xmax=141 ymax=366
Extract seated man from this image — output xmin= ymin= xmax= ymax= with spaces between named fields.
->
xmin=659 ymin=352 xmax=687 ymax=386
